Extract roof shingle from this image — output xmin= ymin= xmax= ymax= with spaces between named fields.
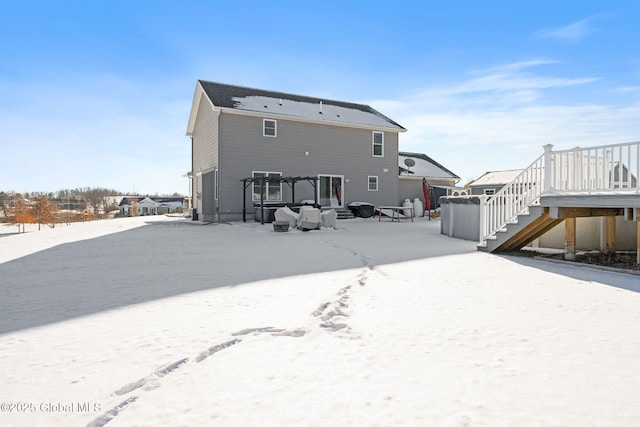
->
xmin=198 ymin=80 xmax=406 ymax=131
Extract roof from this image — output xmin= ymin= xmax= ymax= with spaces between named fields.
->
xmin=118 ymin=196 xmax=184 ymax=207
xmin=469 ymin=169 xmax=523 ymax=187
xmin=188 ymin=80 xmax=406 ymax=134
xmin=398 ymin=152 xmax=460 ymax=180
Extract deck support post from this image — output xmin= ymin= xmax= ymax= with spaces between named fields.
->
xmin=637 ymin=215 xmax=640 ymax=266
xmin=604 ymin=216 xmax=616 ymax=253
xmin=564 ymin=217 xmax=576 ymax=261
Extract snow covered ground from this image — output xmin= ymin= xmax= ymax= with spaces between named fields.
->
xmin=1 ymin=216 xmax=640 ymax=426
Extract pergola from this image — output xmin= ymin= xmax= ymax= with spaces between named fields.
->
xmin=241 ymin=176 xmax=319 ymax=224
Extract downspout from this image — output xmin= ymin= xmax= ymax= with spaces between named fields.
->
xmin=191 ymin=136 xmax=195 ymax=220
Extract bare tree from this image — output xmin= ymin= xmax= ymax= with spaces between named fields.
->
xmin=80 ymin=187 xmax=121 ymax=218
xmin=7 ymin=194 xmax=34 ymax=233
xmin=32 ymin=194 xmax=59 ymax=230
xmin=0 ymin=191 xmax=13 ymax=219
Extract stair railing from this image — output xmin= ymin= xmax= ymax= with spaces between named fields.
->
xmin=480 ymin=151 xmax=546 ymax=243
xmin=480 ymin=140 xmax=640 ymax=243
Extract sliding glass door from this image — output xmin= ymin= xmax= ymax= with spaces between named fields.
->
xmin=318 ymin=175 xmax=344 ymax=208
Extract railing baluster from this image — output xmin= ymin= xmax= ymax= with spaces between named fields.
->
xmin=587 ymin=148 xmax=591 ymax=189
xmin=628 ymin=145 xmax=632 ymax=188
xmin=617 ymin=146 xmax=622 ymax=188
xmin=480 ymin=140 xmax=640 ymax=243
xmin=636 ymin=145 xmax=640 ymax=192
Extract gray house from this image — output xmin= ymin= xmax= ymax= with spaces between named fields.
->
xmin=399 ymin=151 xmax=462 ymax=208
xmin=186 ymin=81 xmax=406 ymax=222
xmin=468 ymin=169 xmax=523 ymax=196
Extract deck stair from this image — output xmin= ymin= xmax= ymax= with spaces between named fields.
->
xmin=478 ymin=206 xmax=563 ymax=252
xmin=478 ymin=141 xmax=640 ymax=253
xmin=335 ymin=208 xmax=355 ymax=220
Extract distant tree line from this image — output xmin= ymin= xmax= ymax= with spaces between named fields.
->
xmin=0 ymin=187 xmax=184 ymax=233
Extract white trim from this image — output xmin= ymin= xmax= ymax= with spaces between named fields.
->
xmin=317 ymin=174 xmax=345 ymax=208
xmin=216 ymin=106 xmax=406 ymax=133
xmin=372 ymin=131 xmax=384 ymax=157
xmin=368 ymin=175 xmax=379 ymax=191
xmin=186 ymin=81 xmax=216 ymax=136
xmin=196 ymin=166 xmax=216 ymax=176
xmin=263 ymin=119 xmax=277 ymax=137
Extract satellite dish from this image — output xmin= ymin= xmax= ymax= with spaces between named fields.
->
xmin=404 ymin=158 xmax=415 ymax=168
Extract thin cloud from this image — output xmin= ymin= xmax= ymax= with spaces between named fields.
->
xmin=535 ymin=18 xmax=597 ymax=43
xmin=406 ymin=60 xmax=598 ymax=101
xmin=613 ymin=86 xmax=640 ymax=93
xmin=367 ymin=60 xmax=638 ymax=181
xmin=0 ymin=76 xmax=190 ymax=194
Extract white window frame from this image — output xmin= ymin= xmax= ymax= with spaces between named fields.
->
xmin=368 ymin=175 xmax=379 ymax=191
xmin=484 ymin=189 xmax=495 ymax=196
xmin=263 ymin=119 xmax=277 ymax=137
xmin=252 ymin=171 xmax=282 ymax=201
xmin=372 ymin=131 xmax=384 ymax=157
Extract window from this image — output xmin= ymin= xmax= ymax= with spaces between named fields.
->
xmin=252 ymin=171 xmax=282 ymax=201
xmin=372 ymin=131 xmax=384 ymax=157
xmin=263 ymin=119 xmax=277 ymax=137
xmin=368 ymin=176 xmax=378 ymax=191
xmin=484 ymin=189 xmax=495 ymax=196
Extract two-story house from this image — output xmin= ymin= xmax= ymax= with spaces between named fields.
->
xmin=186 ymin=80 xmax=406 ymax=222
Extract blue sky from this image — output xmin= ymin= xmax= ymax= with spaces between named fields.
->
xmin=1 ymin=1 xmax=639 ymax=195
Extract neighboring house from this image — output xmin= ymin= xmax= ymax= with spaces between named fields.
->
xmin=612 ymin=162 xmax=638 ymax=188
xmin=398 ymin=151 xmax=462 ymax=208
xmin=186 ymin=80 xmax=407 ymax=222
xmin=468 ymin=169 xmax=523 ymax=196
xmin=119 ymin=196 xmax=185 ymax=216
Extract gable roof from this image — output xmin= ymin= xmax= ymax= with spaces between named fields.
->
xmin=399 ymin=151 xmax=460 ymax=180
xmin=118 ymin=196 xmax=184 ymax=207
xmin=469 ymin=169 xmax=523 ymax=187
xmin=187 ymin=80 xmax=406 ymax=134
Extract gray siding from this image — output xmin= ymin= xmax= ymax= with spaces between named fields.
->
xmin=470 ymin=184 xmax=502 ymax=196
xmin=399 ymin=177 xmax=457 ymax=208
xmin=217 ymin=113 xmax=399 ymax=220
xmin=191 ymin=96 xmax=219 ymax=219
xmin=201 ymin=170 xmax=216 ymax=222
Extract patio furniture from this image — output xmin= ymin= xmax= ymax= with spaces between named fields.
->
xmin=376 ymin=206 xmax=414 ymax=222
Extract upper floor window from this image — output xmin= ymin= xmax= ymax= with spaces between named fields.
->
xmin=484 ymin=189 xmax=495 ymax=196
xmin=372 ymin=131 xmax=384 ymax=157
xmin=263 ymin=119 xmax=277 ymax=137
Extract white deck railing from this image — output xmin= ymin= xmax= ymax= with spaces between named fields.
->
xmin=480 ymin=140 xmax=640 ymax=243
xmin=547 ymin=141 xmax=640 ymax=193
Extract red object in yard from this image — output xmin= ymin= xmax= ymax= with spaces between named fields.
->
xmin=422 ymin=178 xmax=431 ymax=212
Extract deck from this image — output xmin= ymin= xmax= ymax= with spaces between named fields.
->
xmin=480 ymin=141 xmax=640 ymax=262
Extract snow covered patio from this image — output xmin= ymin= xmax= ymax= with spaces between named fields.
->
xmin=1 ymin=216 xmax=640 ymax=426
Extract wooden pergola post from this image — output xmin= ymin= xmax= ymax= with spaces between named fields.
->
xmin=564 ymin=217 xmax=576 ymax=261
